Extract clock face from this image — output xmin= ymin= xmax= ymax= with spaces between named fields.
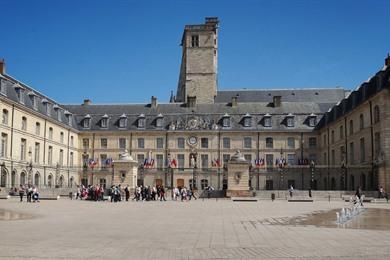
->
xmin=188 ymin=136 xmax=198 ymax=145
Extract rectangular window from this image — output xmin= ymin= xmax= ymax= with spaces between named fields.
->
xmin=264 ymin=117 xmax=272 ymax=127
xmin=20 ymin=138 xmax=26 ymax=161
xmin=59 ymin=149 xmax=64 ymax=166
xmin=223 ymin=137 xmax=230 ymax=149
xmin=266 ymin=154 xmax=274 ymax=169
xmin=2 ymin=109 xmax=8 ymax=125
xmin=244 ymin=154 xmax=252 ymax=163
xmin=57 ymin=110 xmax=62 ymax=122
xmin=309 ymin=137 xmax=317 ymax=148
xmin=287 ymin=117 xmax=294 ymax=127
xmin=119 ymin=138 xmax=126 ymax=149
xmin=331 ymin=130 xmax=335 ymax=144
xmin=266 ymin=138 xmax=273 ymax=148
xmin=360 ymin=138 xmax=365 ymax=163
xmin=177 ymin=154 xmax=185 ymax=171
xmin=48 ymin=128 xmax=53 ymax=140
xmin=223 ymin=154 xmax=231 ymax=166
xmin=137 ymin=154 xmax=145 ymax=167
xmin=177 ymin=138 xmax=185 ymax=149
xmin=191 ymin=35 xmax=199 ymax=47
xmin=34 ymin=142 xmax=40 ymax=163
xmin=201 ymin=154 xmax=208 ymax=169
xmin=138 ymin=138 xmax=145 ymax=149
xmin=1 ymin=133 xmax=8 ymax=157
xmin=201 ymin=138 xmax=208 ymax=148
xmin=60 ymin=132 xmax=64 ymax=144
xmin=21 ymin=117 xmax=27 ymax=131
xmin=287 ymin=154 xmax=295 ymax=165
xmin=46 ymin=103 xmax=51 ymax=116
xmin=0 ymin=79 xmax=6 ymax=95
xmin=48 ymin=146 xmax=53 ymax=165
xmin=83 ymin=138 xmax=89 ymax=150
xmin=323 ymin=152 xmax=327 ymax=165
xmin=287 ymin=137 xmax=295 ymax=149
xmin=340 ymin=146 xmax=345 ymax=163
xmin=244 ymin=137 xmax=252 ymax=149
xmin=156 ymin=137 xmax=164 ymax=149
xmin=156 ymin=154 xmax=164 ymax=170
xmin=349 ymin=142 xmax=354 ymax=164
xmin=100 ymin=154 xmax=107 ymax=168
xmin=101 ymin=138 xmax=107 ymax=149
xmin=16 ymin=88 xmax=25 ymax=104
xmin=70 ymin=152 xmax=74 ymax=167
xmin=340 ymin=125 xmax=344 ymax=140
xmin=323 ymin=134 xmax=327 ymax=147
xmin=70 ymin=136 xmax=74 ymax=147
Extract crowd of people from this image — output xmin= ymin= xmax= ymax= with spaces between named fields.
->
xmin=8 ymin=185 xmax=40 ymax=202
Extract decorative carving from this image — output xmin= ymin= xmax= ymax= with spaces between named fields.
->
xmin=230 ymin=150 xmax=246 ymax=162
xmin=119 ymin=150 xmax=134 ymax=161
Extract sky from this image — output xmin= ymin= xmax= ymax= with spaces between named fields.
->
xmin=0 ymin=0 xmax=389 ymax=104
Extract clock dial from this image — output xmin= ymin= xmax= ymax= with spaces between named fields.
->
xmin=188 ymin=136 xmax=197 ymax=145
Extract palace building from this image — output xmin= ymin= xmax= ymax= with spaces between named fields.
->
xmin=1 ymin=17 xmax=389 ymax=192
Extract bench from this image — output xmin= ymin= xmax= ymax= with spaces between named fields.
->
xmin=231 ymin=197 xmax=258 ymax=202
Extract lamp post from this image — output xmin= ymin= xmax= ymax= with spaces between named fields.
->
xmin=27 ymin=150 xmax=32 ymax=185
xmin=279 ymin=148 xmax=285 ymax=190
xmin=310 ymin=160 xmax=315 ymax=190
xmin=341 ymin=162 xmax=346 ymax=190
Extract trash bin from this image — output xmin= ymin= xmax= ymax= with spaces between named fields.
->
xmin=271 ymin=193 xmax=275 ymax=201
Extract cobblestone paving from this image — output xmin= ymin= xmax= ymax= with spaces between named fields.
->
xmin=0 ymin=199 xmax=390 ymax=259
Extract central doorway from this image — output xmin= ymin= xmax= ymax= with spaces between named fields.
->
xmin=176 ymin=178 xmax=184 ymax=188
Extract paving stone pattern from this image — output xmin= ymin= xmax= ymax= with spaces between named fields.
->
xmin=0 ymin=199 xmax=390 ymax=259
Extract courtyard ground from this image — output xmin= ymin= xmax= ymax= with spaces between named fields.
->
xmin=0 ymin=198 xmax=390 ymax=259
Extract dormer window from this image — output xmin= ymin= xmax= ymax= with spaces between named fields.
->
xmin=0 ymin=78 xmax=7 ymax=95
xmin=222 ymin=113 xmax=231 ymax=128
xmin=42 ymin=99 xmax=51 ymax=116
xmin=64 ymin=111 xmax=72 ymax=126
xmin=308 ymin=114 xmax=317 ymax=127
xmin=83 ymin=114 xmax=91 ymax=128
xmin=156 ymin=113 xmax=164 ymax=128
xmin=15 ymin=85 xmax=25 ymax=104
xmin=138 ymin=114 xmax=146 ymax=128
xmin=243 ymin=113 xmax=252 ymax=127
xmin=286 ymin=113 xmax=295 ymax=127
xmin=101 ymin=114 xmax=109 ymax=128
xmin=263 ymin=114 xmax=272 ymax=127
xmin=119 ymin=114 xmax=127 ymax=128
xmin=53 ymin=105 xmax=61 ymax=122
xmin=28 ymin=91 xmax=38 ymax=110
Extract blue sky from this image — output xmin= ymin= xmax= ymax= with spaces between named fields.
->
xmin=1 ymin=0 xmax=389 ymax=104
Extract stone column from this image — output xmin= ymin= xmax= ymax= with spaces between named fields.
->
xmin=226 ymin=150 xmax=251 ymax=197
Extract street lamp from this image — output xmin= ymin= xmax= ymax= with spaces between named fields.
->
xmin=310 ymin=160 xmax=315 ymax=189
xmin=27 ymin=150 xmax=32 ymax=184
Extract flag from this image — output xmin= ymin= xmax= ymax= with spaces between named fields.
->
xmin=105 ymin=158 xmax=113 ymax=167
xmin=212 ymin=158 xmax=221 ymax=168
xmin=88 ymin=158 xmax=98 ymax=169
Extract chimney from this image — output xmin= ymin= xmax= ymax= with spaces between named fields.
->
xmin=151 ymin=96 xmax=157 ymax=108
xmin=83 ymin=99 xmax=92 ymax=105
xmin=385 ymin=53 xmax=390 ymax=67
xmin=0 ymin=59 xmax=5 ymax=74
xmin=187 ymin=96 xmax=197 ymax=107
xmin=205 ymin=17 xmax=219 ymax=26
xmin=273 ymin=96 xmax=282 ymax=107
xmin=231 ymin=96 xmax=238 ymax=107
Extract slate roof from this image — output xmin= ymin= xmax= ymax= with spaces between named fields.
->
xmin=316 ymin=65 xmax=390 ymax=129
xmin=0 ymin=74 xmax=77 ymax=129
xmin=215 ymin=88 xmax=348 ymax=103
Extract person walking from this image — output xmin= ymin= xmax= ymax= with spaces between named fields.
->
xmin=160 ymin=186 xmax=166 ymax=201
xmin=125 ymin=185 xmax=130 ymax=201
xmin=355 ymin=186 xmax=363 ymax=206
xmin=19 ymin=185 xmax=25 ymax=202
xmin=289 ymin=185 xmax=294 ymax=198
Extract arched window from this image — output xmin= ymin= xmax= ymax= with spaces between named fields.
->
xmin=11 ymin=171 xmax=16 ymax=187
xmin=2 ymin=109 xmax=8 ymax=125
xmin=21 ymin=116 xmax=27 ymax=131
xmin=201 ymin=179 xmax=208 ymax=190
xmin=138 ymin=114 xmax=146 ymax=128
xmin=60 ymin=132 xmax=64 ymax=144
xmin=59 ymin=175 xmax=64 ymax=188
xmin=1 ymin=168 xmax=7 ymax=187
xmin=101 ymin=114 xmax=109 ymax=128
xmin=374 ymin=105 xmax=380 ymax=123
xmin=359 ymin=114 xmax=364 ymax=130
xmin=48 ymin=127 xmax=53 ymax=140
xmin=222 ymin=113 xmax=230 ymax=128
xmin=83 ymin=115 xmax=91 ymax=128
xmin=349 ymin=120 xmax=354 ymax=135
xmin=48 ymin=174 xmax=53 ymax=188
xmin=119 ymin=114 xmax=127 ymax=128
xmin=266 ymin=137 xmax=273 ymax=148
xmin=20 ymin=171 xmax=26 ymax=185
xmin=34 ymin=172 xmax=40 ymax=187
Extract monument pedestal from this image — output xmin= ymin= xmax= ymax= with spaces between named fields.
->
xmin=112 ymin=151 xmax=138 ymax=188
xmin=226 ymin=151 xmax=251 ymax=198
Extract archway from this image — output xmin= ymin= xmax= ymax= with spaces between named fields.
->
xmin=331 ymin=177 xmax=336 ymax=190
xmin=48 ymin=174 xmax=53 ymax=188
xmin=59 ymin=175 xmax=64 ymax=188
xmin=34 ymin=172 xmax=40 ymax=187
xmin=360 ymin=173 xmax=366 ymax=190
xmin=349 ymin=175 xmax=355 ymax=191
xmin=11 ymin=170 xmax=16 ymax=187
xmin=1 ymin=167 xmax=8 ymax=187
xmin=20 ymin=171 xmax=26 ymax=185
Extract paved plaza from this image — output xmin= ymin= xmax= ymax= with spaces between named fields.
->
xmin=1 ymin=199 xmax=390 ymax=259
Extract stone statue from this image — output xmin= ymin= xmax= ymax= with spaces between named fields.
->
xmin=190 ymin=155 xmax=196 ymax=168
xmin=119 ymin=150 xmax=134 ymax=161
xmin=230 ymin=150 xmax=246 ymax=162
